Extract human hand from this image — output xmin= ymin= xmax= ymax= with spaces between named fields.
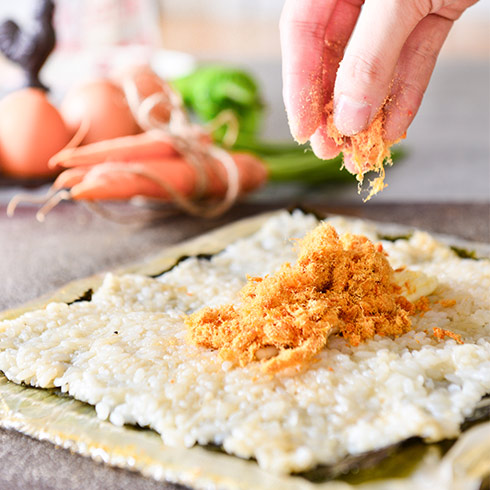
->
xmin=280 ymin=0 xmax=478 ymax=162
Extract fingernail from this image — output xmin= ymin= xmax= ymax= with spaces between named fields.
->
xmin=334 ymin=95 xmax=371 ymax=136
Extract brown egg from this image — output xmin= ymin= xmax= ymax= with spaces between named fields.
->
xmin=0 ymin=88 xmax=70 ymax=178
xmin=60 ymin=79 xmax=139 ymax=145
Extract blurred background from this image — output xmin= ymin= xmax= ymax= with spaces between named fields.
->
xmin=0 ymin=0 xmax=489 ymax=204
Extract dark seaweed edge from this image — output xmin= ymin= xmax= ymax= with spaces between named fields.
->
xmin=149 ymin=253 xmax=214 ymax=279
xmin=378 ymin=233 xmax=413 ymax=242
xmin=479 ymin=473 xmax=490 ymax=490
xmin=460 ymin=394 xmax=490 ymax=431
xmin=296 ymin=437 xmax=456 ymax=484
xmin=287 ymin=204 xmax=326 ymax=221
xmin=380 ymin=234 xmax=482 ymax=261
xmin=66 ymin=288 xmax=93 ymax=305
xmin=450 ymin=245 xmax=479 ymax=260
xmin=296 ymin=437 xmax=430 ymax=484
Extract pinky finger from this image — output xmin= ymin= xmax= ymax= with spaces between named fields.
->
xmin=383 ymin=14 xmax=454 ymax=143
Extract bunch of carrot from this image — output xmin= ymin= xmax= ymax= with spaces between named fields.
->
xmin=8 ymin=65 xmax=269 ymax=220
xmin=47 ymin=132 xmax=266 ymax=207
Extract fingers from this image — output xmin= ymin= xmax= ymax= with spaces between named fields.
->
xmin=333 ymin=0 xmax=431 ymax=136
xmin=383 ymin=14 xmax=453 ymax=142
xmin=321 ymin=0 xmax=365 ymax=97
xmin=280 ymin=0 xmax=337 ymax=143
xmin=310 ymin=0 xmax=364 ymax=158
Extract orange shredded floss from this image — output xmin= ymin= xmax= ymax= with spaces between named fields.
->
xmin=186 ymin=224 xmax=414 ymax=373
xmin=438 ymin=299 xmax=457 ymax=308
xmin=324 ymin=101 xmax=395 ymax=200
xmin=414 ymin=296 xmax=431 ymax=316
xmin=433 ymin=327 xmax=463 ymax=344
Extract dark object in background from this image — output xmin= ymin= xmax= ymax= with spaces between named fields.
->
xmin=0 ymin=0 xmax=56 ymax=92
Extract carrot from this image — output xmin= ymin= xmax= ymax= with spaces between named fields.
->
xmin=48 ymin=131 xmax=178 ymax=169
xmin=66 ymin=152 xmax=267 ymax=201
xmin=69 ymin=159 xmax=195 ymax=200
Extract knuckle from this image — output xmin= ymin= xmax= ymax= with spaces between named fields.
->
xmin=411 ymin=0 xmax=459 ymax=17
xmin=433 ymin=2 xmax=472 ymax=22
xmin=411 ymin=0 xmax=433 ymax=17
xmin=404 ymin=83 xmax=425 ymax=106
xmin=344 ymin=52 xmax=387 ymax=87
xmin=407 ymin=38 xmax=439 ymax=67
xmin=281 ymin=19 xmax=326 ymax=44
xmin=396 ymin=77 xmax=425 ymax=108
xmin=427 ymin=0 xmax=452 ymax=14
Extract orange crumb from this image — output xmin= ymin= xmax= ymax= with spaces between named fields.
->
xmin=404 ymin=281 xmax=416 ymax=296
xmin=323 ymin=101 xmax=399 ymax=200
xmin=438 ymin=299 xmax=457 ymax=308
xmin=414 ymin=296 xmax=431 ymax=316
xmin=186 ymin=224 xmax=414 ymax=374
xmin=433 ymin=327 xmax=463 ymax=344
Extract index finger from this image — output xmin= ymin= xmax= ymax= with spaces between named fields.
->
xmin=280 ymin=0 xmax=338 ymax=143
